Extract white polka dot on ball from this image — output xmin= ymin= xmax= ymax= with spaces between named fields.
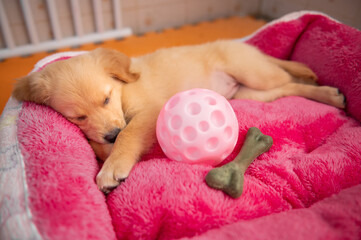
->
xmin=156 ymin=88 xmax=239 ymax=166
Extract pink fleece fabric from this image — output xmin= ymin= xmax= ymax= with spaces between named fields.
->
xmin=108 ymin=98 xmax=361 ymax=240
xmin=184 ymin=184 xmax=361 ymax=240
xmin=16 ymin=12 xmax=361 ymax=240
xmin=247 ymin=13 xmax=361 ymax=122
xmin=17 ymin=103 xmax=116 ymax=240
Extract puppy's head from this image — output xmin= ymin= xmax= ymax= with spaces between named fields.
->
xmin=13 ymin=48 xmax=139 ymax=144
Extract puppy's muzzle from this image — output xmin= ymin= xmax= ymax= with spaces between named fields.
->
xmin=104 ymin=128 xmax=121 ymax=143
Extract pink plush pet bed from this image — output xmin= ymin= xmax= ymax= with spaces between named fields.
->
xmin=1 ymin=11 xmax=361 ymax=240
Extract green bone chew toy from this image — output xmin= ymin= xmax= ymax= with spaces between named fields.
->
xmin=205 ymin=127 xmax=273 ymax=198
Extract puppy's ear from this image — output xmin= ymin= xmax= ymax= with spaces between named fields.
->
xmin=13 ymin=72 xmax=50 ymax=104
xmin=91 ymin=48 xmax=139 ymax=83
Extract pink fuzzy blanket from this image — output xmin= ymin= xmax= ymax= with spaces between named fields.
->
xmin=1 ymin=11 xmax=361 ymax=240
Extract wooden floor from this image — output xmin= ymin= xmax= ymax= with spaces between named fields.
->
xmin=0 ymin=16 xmax=266 ymax=114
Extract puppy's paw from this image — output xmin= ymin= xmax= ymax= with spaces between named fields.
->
xmin=96 ymin=160 xmax=132 ymax=194
xmin=321 ymin=86 xmax=346 ymax=109
xmin=332 ymin=91 xmax=346 ymax=109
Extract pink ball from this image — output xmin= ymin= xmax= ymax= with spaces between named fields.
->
xmin=156 ymin=88 xmax=239 ymax=166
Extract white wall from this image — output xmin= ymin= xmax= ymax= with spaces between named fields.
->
xmin=0 ymin=0 xmax=360 ymax=49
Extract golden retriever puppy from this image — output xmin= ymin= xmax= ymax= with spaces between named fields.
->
xmin=13 ymin=40 xmax=345 ymax=193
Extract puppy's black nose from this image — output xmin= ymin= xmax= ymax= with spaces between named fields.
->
xmin=104 ymin=128 xmax=121 ymax=143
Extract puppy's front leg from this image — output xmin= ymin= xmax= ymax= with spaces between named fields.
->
xmin=96 ymin=108 xmax=159 ymax=193
xmin=89 ymin=141 xmax=113 ymax=161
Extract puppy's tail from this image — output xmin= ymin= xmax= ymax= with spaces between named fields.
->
xmin=266 ymin=55 xmax=318 ymax=85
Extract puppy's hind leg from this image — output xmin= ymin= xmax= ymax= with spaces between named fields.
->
xmin=266 ymin=56 xmax=318 ymax=85
xmin=233 ymin=83 xmax=345 ymax=108
xmin=218 ymin=42 xmax=293 ymax=90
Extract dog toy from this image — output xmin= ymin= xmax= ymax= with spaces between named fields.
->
xmin=156 ymin=88 xmax=239 ymax=166
xmin=206 ymin=127 xmax=273 ymax=198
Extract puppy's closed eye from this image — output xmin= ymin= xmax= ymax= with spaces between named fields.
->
xmin=77 ymin=115 xmax=87 ymax=121
xmin=103 ymin=89 xmax=112 ymax=106
xmin=104 ymin=97 xmax=110 ymax=105
xmin=111 ymin=74 xmax=122 ymax=82
xmin=67 ymin=115 xmax=87 ymax=122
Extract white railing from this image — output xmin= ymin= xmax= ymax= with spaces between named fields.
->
xmin=0 ymin=0 xmax=132 ymax=59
